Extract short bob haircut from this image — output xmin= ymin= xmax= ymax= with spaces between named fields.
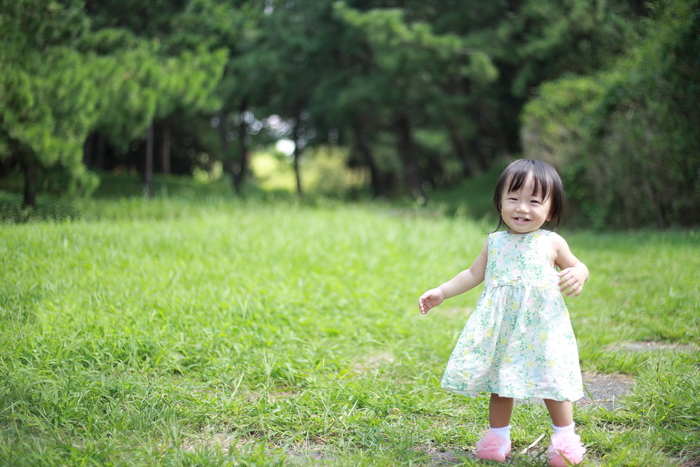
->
xmin=493 ymin=159 xmax=565 ymax=231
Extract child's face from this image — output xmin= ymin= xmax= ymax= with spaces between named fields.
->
xmin=499 ymin=175 xmax=552 ymax=234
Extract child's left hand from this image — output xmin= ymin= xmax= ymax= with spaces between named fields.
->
xmin=558 ymin=263 xmax=588 ymax=297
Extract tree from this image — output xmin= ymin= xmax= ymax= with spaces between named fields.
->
xmin=83 ymin=0 xmax=228 ymax=195
xmin=325 ymin=2 xmax=498 ymax=199
xmin=171 ymin=0 xmax=276 ymax=195
xmin=0 ymin=0 xmax=227 ymax=205
xmin=0 ymin=0 xmax=101 ymax=206
xmin=301 ymin=0 xmax=635 ymax=199
xmin=1 ymin=0 xmax=649 ymax=205
xmin=251 ymin=0 xmax=344 ymax=197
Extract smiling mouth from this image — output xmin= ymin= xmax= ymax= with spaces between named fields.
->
xmin=514 ymin=217 xmax=530 ymax=222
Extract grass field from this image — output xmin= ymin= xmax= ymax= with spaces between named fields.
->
xmin=0 ymin=191 xmax=699 ymax=466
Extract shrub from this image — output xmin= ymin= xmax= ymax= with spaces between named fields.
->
xmin=522 ymin=0 xmax=700 ymax=229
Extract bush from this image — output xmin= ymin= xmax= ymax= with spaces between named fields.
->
xmin=522 ymin=0 xmax=700 ymax=229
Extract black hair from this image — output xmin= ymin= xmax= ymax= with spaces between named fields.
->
xmin=492 ymin=159 xmax=565 ymax=231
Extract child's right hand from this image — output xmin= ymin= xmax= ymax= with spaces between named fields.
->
xmin=419 ymin=288 xmax=445 ymax=315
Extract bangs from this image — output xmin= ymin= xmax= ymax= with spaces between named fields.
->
xmin=505 ymin=168 xmax=550 ymax=201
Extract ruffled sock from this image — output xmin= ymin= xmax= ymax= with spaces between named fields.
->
xmin=552 ymin=422 xmax=575 ymax=435
xmin=490 ymin=424 xmax=512 ymax=440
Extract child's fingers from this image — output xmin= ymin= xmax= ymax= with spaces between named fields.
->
xmin=558 ymin=274 xmax=573 ymax=287
xmin=419 ymin=294 xmax=439 ymax=314
xmin=559 ymin=276 xmax=575 ymax=288
xmin=560 ymin=280 xmax=583 ymax=296
xmin=419 ymin=297 xmax=429 ymax=314
xmin=558 ymin=269 xmax=585 ymax=294
xmin=419 ymin=289 xmax=444 ymax=314
xmin=557 ymin=268 xmax=573 ymax=279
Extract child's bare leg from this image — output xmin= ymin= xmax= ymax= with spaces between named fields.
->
xmin=489 ymin=393 xmax=514 ymax=427
xmin=476 ymin=394 xmax=514 ymax=461
xmin=543 ymin=399 xmax=573 ymax=427
xmin=544 ymin=399 xmax=585 ymax=466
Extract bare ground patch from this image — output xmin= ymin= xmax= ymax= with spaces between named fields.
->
xmin=578 ymin=372 xmax=635 ymax=410
xmin=512 ymin=370 xmax=635 ymax=412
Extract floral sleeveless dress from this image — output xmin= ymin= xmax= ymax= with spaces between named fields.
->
xmin=441 ymin=229 xmax=583 ymax=401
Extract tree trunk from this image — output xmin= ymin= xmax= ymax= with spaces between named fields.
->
xmin=475 ymin=142 xmax=491 ymax=175
xmin=145 ymin=120 xmax=154 ymax=197
xmin=394 ymin=114 xmax=424 ymax=200
xmin=293 ymin=139 xmax=303 ymax=198
xmin=448 ymin=122 xmax=481 ymax=178
xmin=425 ymin=153 xmax=445 ymax=189
xmin=232 ymin=99 xmax=250 ymax=195
xmin=216 ymin=111 xmax=235 ymax=192
xmin=161 ymin=125 xmax=171 ymax=175
xmin=218 ymin=108 xmax=248 ymax=196
xmin=352 ymin=120 xmax=383 ymax=197
xmin=292 ymin=110 xmax=304 ymax=198
xmin=21 ymin=161 xmax=37 ymax=207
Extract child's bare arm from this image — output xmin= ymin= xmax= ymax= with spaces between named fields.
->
xmin=552 ymin=234 xmax=589 ymax=297
xmin=419 ymin=241 xmax=488 ymax=314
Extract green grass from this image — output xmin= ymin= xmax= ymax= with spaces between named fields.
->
xmin=0 ymin=182 xmax=699 ymax=465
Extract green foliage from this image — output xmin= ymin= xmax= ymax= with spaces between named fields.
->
xmin=317 ymin=0 xmax=640 ymax=196
xmin=2 ymin=0 xmax=693 ymax=224
xmin=336 ymin=3 xmax=497 ymax=84
xmin=489 ymin=0 xmax=640 ymax=97
xmin=0 ymin=0 xmax=226 ymax=204
xmin=522 ymin=0 xmax=700 ymax=229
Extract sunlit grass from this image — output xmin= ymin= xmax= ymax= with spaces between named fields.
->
xmin=0 ymin=198 xmax=698 ymax=465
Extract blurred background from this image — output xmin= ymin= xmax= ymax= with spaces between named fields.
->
xmin=1 ymin=0 xmax=698 ymax=229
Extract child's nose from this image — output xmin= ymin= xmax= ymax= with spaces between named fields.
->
xmin=516 ymin=202 xmax=529 ymax=212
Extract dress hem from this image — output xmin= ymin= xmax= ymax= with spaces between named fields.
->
xmin=441 ymin=384 xmax=583 ymax=402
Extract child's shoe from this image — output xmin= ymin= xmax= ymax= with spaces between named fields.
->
xmin=475 ymin=431 xmax=511 ymax=462
xmin=548 ymin=431 xmax=586 ymax=466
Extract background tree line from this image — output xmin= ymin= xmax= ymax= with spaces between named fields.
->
xmin=1 ymin=0 xmax=698 ymax=228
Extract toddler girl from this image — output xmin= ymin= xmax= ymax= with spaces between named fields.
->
xmin=419 ymin=159 xmax=588 ymax=466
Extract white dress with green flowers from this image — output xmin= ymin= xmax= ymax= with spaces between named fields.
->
xmin=441 ymin=229 xmax=583 ymax=401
